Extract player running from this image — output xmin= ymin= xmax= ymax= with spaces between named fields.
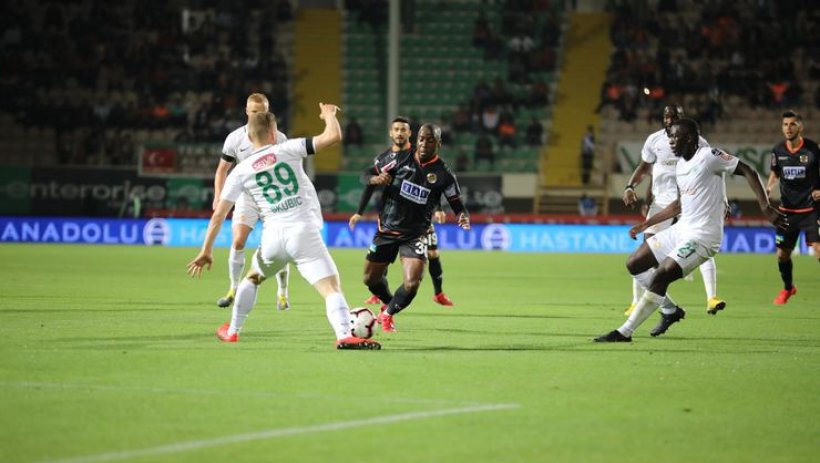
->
xmin=213 ymin=93 xmax=292 ymax=311
xmin=188 ymin=104 xmax=380 ymax=350
xmin=595 ymin=118 xmax=787 ymax=342
xmin=358 ymin=123 xmax=470 ymax=332
xmin=350 ymin=117 xmax=456 ymax=306
xmin=765 ymin=110 xmax=820 ymax=304
xmin=623 ymin=104 xmax=726 ymax=316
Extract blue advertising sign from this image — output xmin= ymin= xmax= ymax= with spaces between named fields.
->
xmin=0 ymin=217 xmax=793 ymax=254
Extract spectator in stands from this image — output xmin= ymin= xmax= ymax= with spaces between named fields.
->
xmin=344 ymin=117 xmax=364 ymax=146
xmin=578 ymin=193 xmax=597 ymax=216
xmin=497 ymin=113 xmax=517 ymax=148
xmin=475 ymin=134 xmax=495 ymax=168
xmin=452 ymin=105 xmax=472 ymax=133
xmin=526 ymin=118 xmax=543 ymax=146
xmin=481 ymin=105 xmax=501 ymax=134
xmin=580 ymin=125 xmax=595 ymax=185
xmin=472 ymin=12 xmax=490 ymax=48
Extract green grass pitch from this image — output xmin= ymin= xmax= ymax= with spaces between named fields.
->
xmin=1 ymin=244 xmax=818 ymax=463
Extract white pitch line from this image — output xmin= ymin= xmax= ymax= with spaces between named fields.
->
xmin=1 ymin=380 xmax=480 ymax=406
xmin=44 ymin=403 xmax=520 ymax=463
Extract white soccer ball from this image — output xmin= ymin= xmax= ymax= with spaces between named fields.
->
xmin=349 ymin=307 xmax=376 ymax=339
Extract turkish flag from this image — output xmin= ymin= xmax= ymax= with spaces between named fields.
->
xmin=142 ymin=147 xmax=177 ymax=173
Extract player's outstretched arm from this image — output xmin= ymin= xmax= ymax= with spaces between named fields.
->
xmin=765 ymin=170 xmax=779 ymax=197
xmin=212 ymin=160 xmax=233 ymax=210
xmin=629 ymin=199 xmax=680 ymax=239
xmin=734 ymin=160 xmax=787 ymax=230
xmin=313 ymin=103 xmax=342 ymax=152
xmin=187 ymin=199 xmax=234 ymax=277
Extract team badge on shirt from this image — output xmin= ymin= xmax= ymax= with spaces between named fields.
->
xmin=800 ymin=154 xmax=808 ymax=163
xmin=427 ymin=173 xmax=438 ymax=183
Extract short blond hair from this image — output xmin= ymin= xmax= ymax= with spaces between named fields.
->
xmin=247 ymin=93 xmax=269 ymax=109
xmin=248 ymin=112 xmax=277 ymax=144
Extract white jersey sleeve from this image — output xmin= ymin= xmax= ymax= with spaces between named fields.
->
xmin=705 ymin=147 xmax=740 ymax=175
xmin=640 ymin=130 xmax=661 ymax=163
xmin=221 ymin=167 xmax=247 ymax=203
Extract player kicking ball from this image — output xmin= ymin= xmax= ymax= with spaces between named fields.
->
xmin=188 ymin=104 xmax=380 ymax=350
xmin=595 ymin=118 xmax=787 ymax=342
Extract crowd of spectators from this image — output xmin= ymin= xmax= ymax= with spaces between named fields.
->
xmin=598 ymin=0 xmax=820 ymax=125
xmin=0 ymin=0 xmax=294 ymax=165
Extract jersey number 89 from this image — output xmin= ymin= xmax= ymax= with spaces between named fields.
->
xmin=255 ymin=164 xmax=299 ymax=204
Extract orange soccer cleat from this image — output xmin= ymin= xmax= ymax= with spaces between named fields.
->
xmin=336 ymin=336 xmax=382 ymax=350
xmin=773 ymin=287 xmax=797 ymax=305
xmin=432 ymin=292 xmax=455 ymax=306
xmin=363 ymin=294 xmax=382 ymax=305
xmin=216 ymin=322 xmax=238 ymax=342
xmin=378 ymin=312 xmax=396 ymax=333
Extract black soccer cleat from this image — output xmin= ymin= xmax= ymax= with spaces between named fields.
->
xmin=594 ymin=330 xmax=632 ymax=343
xmin=650 ymin=306 xmax=686 ymax=337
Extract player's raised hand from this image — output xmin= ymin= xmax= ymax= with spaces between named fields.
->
xmin=457 ymin=213 xmax=471 ymax=230
xmin=348 ymin=213 xmax=362 ymax=230
xmin=187 ymin=252 xmax=213 ymax=278
xmin=319 ymin=102 xmax=341 ymax=120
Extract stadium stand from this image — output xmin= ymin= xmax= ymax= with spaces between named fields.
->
xmin=0 ymin=0 xmax=295 ymax=167
xmin=342 ymin=0 xmax=564 ymax=173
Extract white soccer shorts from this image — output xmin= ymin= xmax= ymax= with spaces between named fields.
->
xmin=232 ymin=192 xmax=261 ymax=229
xmin=252 ymin=222 xmax=338 ymax=285
xmin=647 ymin=225 xmax=717 ymax=277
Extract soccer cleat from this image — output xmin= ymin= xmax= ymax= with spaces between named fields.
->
xmin=277 ymin=294 xmax=290 ymax=311
xmin=336 ymin=336 xmax=382 ymax=350
xmin=624 ymin=303 xmax=636 ymax=316
xmin=375 ymin=304 xmax=387 ymax=323
xmin=432 ymin=292 xmax=455 ymax=306
xmin=378 ymin=312 xmax=396 ymax=332
xmin=773 ymin=287 xmax=797 ymax=305
xmin=706 ymin=297 xmax=726 ymax=315
xmin=363 ymin=294 xmax=381 ymax=305
xmin=217 ymin=289 xmax=235 ymax=308
xmin=593 ymin=330 xmax=632 ymax=342
xmin=216 ymin=322 xmax=238 ymax=342
xmin=650 ymin=306 xmax=686 ymax=337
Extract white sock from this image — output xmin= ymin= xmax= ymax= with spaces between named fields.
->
xmin=631 ymin=278 xmax=644 ymax=305
xmin=699 ymin=257 xmax=717 ymax=300
xmin=276 ymin=263 xmax=290 ymax=297
xmin=228 ymin=278 xmax=258 ymax=336
xmin=325 ymin=292 xmax=352 ymax=340
xmin=618 ymin=291 xmax=664 ymax=337
xmin=633 ymin=268 xmax=677 ymax=314
xmin=228 ymin=247 xmax=245 ymax=290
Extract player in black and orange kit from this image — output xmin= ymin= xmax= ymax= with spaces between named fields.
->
xmin=353 ymin=123 xmax=470 ymax=332
xmin=350 ymin=117 xmax=457 ymax=307
xmin=766 ymin=110 xmax=820 ymax=305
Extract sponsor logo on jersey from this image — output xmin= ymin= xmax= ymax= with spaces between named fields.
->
xmin=661 ymin=159 xmax=678 ymax=166
xmin=399 ymin=180 xmax=431 ymax=204
xmin=426 ymin=173 xmax=438 ymax=183
xmin=782 ymin=166 xmax=806 ymax=180
xmin=252 ymin=154 xmax=277 ymax=170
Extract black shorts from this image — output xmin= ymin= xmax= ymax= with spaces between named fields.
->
xmin=776 ymin=209 xmax=819 ymax=250
xmin=423 ymin=226 xmax=438 ymax=251
xmin=366 ymin=232 xmax=428 ymax=263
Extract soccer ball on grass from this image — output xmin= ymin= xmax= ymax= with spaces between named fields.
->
xmin=349 ymin=307 xmax=376 ymax=339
